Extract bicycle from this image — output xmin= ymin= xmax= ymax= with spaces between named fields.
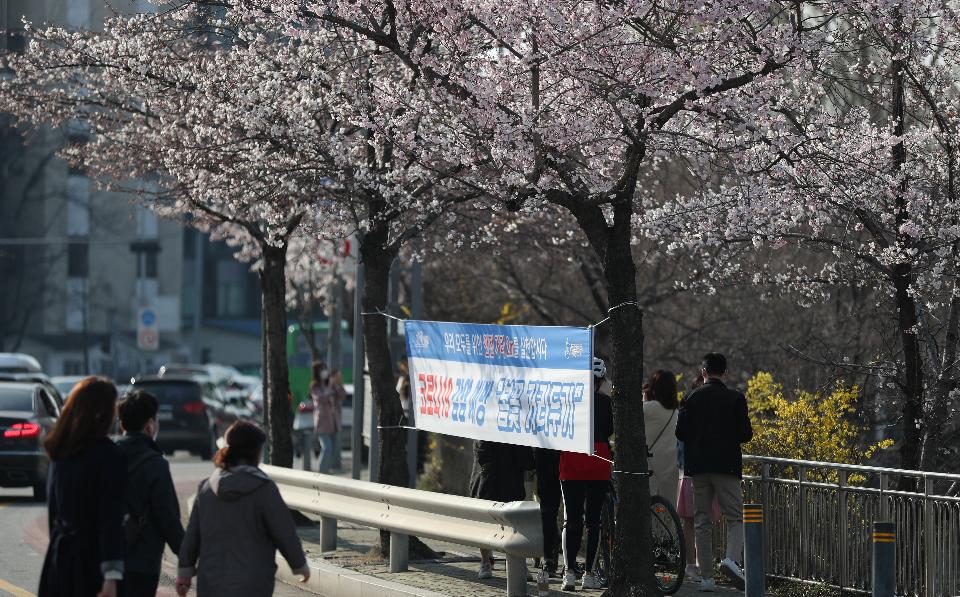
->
xmin=594 ymin=482 xmax=686 ymax=595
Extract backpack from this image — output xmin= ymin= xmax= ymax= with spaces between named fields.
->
xmin=122 ymin=450 xmax=161 ymax=547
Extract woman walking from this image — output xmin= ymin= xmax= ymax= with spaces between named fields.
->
xmin=469 ymin=440 xmax=534 ymax=578
xmin=311 ymin=362 xmax=337 ymax=474
xmin=39 ymin=377 xmax=126 ymax=597
xmin=642 ymin=369 xmax=680 ymax=507
xmin=176 ymin=421 xmax=309 ymax=597
xmin=559 ymin=357 xmax=614 ymax=591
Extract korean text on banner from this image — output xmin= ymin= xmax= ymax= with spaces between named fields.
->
xmin=405 ymin=320 xmax=594 ymax=454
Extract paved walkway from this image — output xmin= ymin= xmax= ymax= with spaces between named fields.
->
xmin=284 ymin=519 xmax=744 ymax=597
xmin=285 ymin=451 xmax=745 ymax=597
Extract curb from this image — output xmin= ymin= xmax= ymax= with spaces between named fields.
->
xmin=275 ymin=555 xmax=451 ymax=597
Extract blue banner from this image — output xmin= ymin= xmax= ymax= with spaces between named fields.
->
xmin=405 ymin=320 xmax=594 ymax=453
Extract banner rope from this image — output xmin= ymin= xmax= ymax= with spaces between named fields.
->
xmin=589 ymin=301 xmax=640 ymax=329
xmin=591 ymin=453 xmax=652 ymax=477
xmin=361 ymin=308 xmax=407 ymax=322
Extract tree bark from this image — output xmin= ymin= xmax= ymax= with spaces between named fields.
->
xmin=359 ymin=214 xmax=409 ymax=554
xmin=260 ymin=241 xmax=294 ymax=467
xmin=892 ymin=266 xmax=923 ymax=475
xmin=920 ymin=252 xmax=960 ymax=472
xmin=573 ymin=201 xmax=657 ymax=597
xmin=890 ymin=46 xmax=923 ymax=475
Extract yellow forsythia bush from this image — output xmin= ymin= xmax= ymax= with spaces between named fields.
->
xmin=745 ymin=372 xmax=892 ymax=470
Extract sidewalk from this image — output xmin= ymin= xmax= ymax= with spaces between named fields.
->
xmin=285 ymin=451 xmax=744 ymax=597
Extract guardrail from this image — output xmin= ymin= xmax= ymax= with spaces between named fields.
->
xmin=262 ymin=465 xmax=543 ymax=597
xmin=737 ymin=455 xmax=960 ymax=596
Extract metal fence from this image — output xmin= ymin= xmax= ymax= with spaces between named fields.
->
xmin=731 ymin=456 xmax=960 ymax=596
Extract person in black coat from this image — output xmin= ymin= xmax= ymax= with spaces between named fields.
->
xmin=116 ymin=390 xmax=185 ymax=597
xmin=675 ymin=353 xmax=753 ymax=590
xmin=39 ymin=377 xmax=126 ymax=597
xmin=469 ymin=440 xmax=534 ymax=578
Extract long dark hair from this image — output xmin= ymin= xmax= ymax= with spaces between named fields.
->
xmin=643 ymin=369 xmax=679 ymax=410
xmin=44 ymin=376 xmax=118 ymax=460
xmin=214 ymin=420 xmax=267 ymax=469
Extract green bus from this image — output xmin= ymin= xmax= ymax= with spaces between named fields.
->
xmin=287 ymin=321 xmax=353 ymax=415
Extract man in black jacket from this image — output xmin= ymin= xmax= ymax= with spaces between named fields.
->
xmin=676 ymin=353 xmax=752 ymax=591
xmin=116 ymin=390 xmax=185 ymax=596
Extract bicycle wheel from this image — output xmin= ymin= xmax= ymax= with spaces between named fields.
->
xmin=650 ymin=495 xmax=686 ymax=595
xmin=594 ymin=493 xmax=615 ymax=588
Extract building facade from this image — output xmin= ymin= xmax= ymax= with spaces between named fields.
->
xmin=1 ymin=0 xmax=262 ymax=378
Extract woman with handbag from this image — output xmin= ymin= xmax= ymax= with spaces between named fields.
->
xmin=642 ymin=370 xmax=680 ymax=507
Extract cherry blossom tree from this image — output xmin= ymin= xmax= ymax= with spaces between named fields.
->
xmin=0 ymin=6 xmax=345 ymax=465
xmin=642 ymin=1 xmax=960 ymax=475
xmin=263 ymin=1 xmax=841 ymax=592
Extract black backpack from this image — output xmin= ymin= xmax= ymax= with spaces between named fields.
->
xmin=122 ymin=450 xmax=161 ymax=547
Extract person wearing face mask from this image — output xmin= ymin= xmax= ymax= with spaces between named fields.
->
xmin=115 ymin=390 xmax=185 ymax=597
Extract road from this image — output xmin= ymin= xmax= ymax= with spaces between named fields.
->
xmin=0 ymin=454 xmax=312 ymax=597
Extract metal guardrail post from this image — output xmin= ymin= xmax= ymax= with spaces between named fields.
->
xmin=839 ymin=470 xmax=848 ymax=590
xmin=506 ymin=555 xmax=528 ymax=597
xmin=320 ymin=516 xmax=337 ymax=552
xmin=301 ymin=431 xmax=312 ymax=472
xmin=872 ymin=522 xmax=895 ymax=597
xmin=923 ymin=476 xmax=934 ymax=596
xmin=799 ymin=466 xmax=808 ymax=580
xmin=744 ymin=504 xmax=764 ymax=597
xmin=390 ymin=532 xmax=409 ymax=572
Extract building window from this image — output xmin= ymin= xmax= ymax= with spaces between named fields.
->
xmin=66 ymin=174 xmax=90 ymax=237
xmin=63 ymin=360 xmax=84 ymax=376
xmin=65 ymin=278 xmax=88 ymax=332
xmin=67 ymin=242 xmax=88 ymax=277
xmin=136 ymin=251 xmax=158 ymax=279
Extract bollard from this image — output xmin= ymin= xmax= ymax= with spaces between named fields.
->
xmin=872 ymin=522 xmax=895 ymax=597
xmin=389 ymin=532 xmax=409 ymax=573
xmin=506 ymin=555 xmax=528 ymax=597
xmin=301 ymin=431 xmax=312 ymax=472
xmin=744 ymin=504 xmax=764 ymax=597
xmin=319 ymin=516 xmax=337 ymax=552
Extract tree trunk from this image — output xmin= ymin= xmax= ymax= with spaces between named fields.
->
xmin=890 ymin=46 xmax=923 ymax=475
xmin=360 ymin=221 xmax=409 ymax=554
xmin=260 ymin=241 xmax=294 ymax=467
xmin=573 ymin=201 xmax=657 ymax=597
xmin=892 ymin=265 xmax=923 ymax=475
xmin=920 ymin=253 xmax=960 ymax=472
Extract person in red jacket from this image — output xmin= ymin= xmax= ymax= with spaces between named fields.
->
xmin=559 ymin=357 xmax=613 ymax=591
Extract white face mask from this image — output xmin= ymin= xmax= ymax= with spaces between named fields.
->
xmin=151 ymin=418 xmax=160 ymax=441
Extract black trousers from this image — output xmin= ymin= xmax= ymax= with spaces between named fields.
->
xmin=120 ymin=571 xmax=160 ymax=597
xmin=535 ymin=449 xmax=562 ymax=563
xmin=560 ymin=480 xmax=609 ymax=572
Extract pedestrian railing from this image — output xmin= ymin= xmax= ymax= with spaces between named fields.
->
xmin=734 ymin=455 xmax=960 ymax=596
xmin=262 ymin=464 xmax=543 ymax=597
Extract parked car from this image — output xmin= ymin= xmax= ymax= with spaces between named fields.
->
xmin=129 ymin=375 xmax=229 ymax=460
xmin=0 ymin=373 xmax=65 ymax=410
xmin=158 ymin=363 xmax=243 ymax=387
xmin=0 ymin=381 xmax=60 ymax=500
xmin=50 ymin=375 xmax=87 ymax=398
xmin=0 ymin=353 xmax=42 ymax=374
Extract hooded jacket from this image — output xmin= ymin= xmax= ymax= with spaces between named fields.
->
xmin=115 ymin=432 xmax=184 ymax=574
xmin=178 ymin=465 xmax=308 ymax=597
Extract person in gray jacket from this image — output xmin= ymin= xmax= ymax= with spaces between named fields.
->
xmin=175 ymin=421 xmax=310 ymax=597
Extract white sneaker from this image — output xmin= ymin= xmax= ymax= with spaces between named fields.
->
xmin=720 ymin=558 xmax=745 ymax=590
xmin=478 ymin=560 xmax=493 ymax=579
xmin=699 ymin=578 xmax=718 ymax=592
xmin=581 ymin=572 xmax=601 ymax=589
xmin=685 ymin=564 xmax=702 ymax=583
xmin=561 ymin=570 xmax=577 ymax=590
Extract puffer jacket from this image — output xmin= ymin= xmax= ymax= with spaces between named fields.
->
xmin=178 ymin=465 xmax=308 ymax=597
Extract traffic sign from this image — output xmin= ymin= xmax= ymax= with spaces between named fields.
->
xmin=137 ymin=306 xmax=159 ymax=351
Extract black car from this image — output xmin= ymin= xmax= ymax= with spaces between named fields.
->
xmin=0 ymin=381 xmax=60 ymax=500
xmin=130 ymin=375 xmax=232 ymax=460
